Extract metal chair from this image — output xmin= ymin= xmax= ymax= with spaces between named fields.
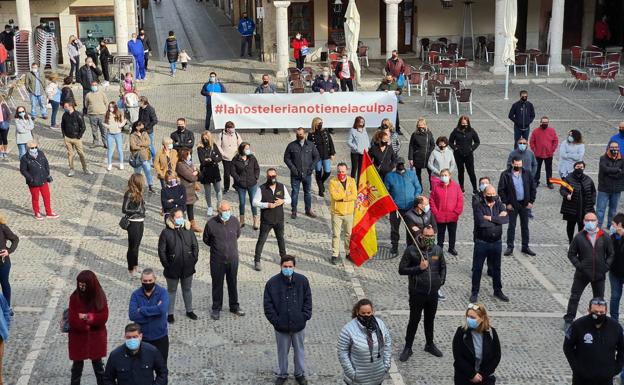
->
xmin=570 ymin=46 xmax=582 ymax=66
xmin=424 ymin=79 xmax=441 ymax=108
xmin=449 ymin=79 xmax=463 ymax=92
xmin=455 ymin=58 xmax=468 ymax=79
xmin=439 ymin=59 xmax=454 ymax=77
xmin=408 ymin=72 xmax=423 ymax=96
xmin=535 ymin=54 xmax=550 ymax=77
xmin=433 ymin=86 xmax=453 ymax=114
xmin=455 ymin=88 xmax=473 ymax=115
xmin=615 ymin=85 xmax=624 ymax=111
xmin=571 ymin=70 xmax=590 ymax=91
xmin=514 ymin=54 xmax=528 ymax=76
xmin=420 ymin=38 xmax=430 ymax=61
xmin=485 ymin=42 xmax=495 ymax=63
xmin=595 ymin=66 xmax=619 ymax=89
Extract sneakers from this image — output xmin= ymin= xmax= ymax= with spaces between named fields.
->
xmin=230 ymin=308 xmax=246 ymax=316
xmin=424 ymin=343 xmax=443 ymax=357
xmin=47 ymin=212 xmax=60 ymax=219
xmin=106 ymin=164 xmax=112 ymax=171
xmin=186 ymin=311 xmax=198 ymax=320
xmin=148 ymin=186 xmax=155 ymax=194
xmin=207 ymin=207 xmax=214 ymax=216
xmin=254 ymin=261 xmax=262 ymax=271
xmin=438 ymin=290 xmax=446 ymax=301
xmin=390 ymin=246 xmax=398 ymax=257
xmin=84 ymin=169 xmax=94 ymax=175
xmin=399 ymin=346 xmax=413 ymax=362
xmin=210 ymin=310 xmax=220 ymax=320
xmin=167 ymin=314 xmax=175 ymax=323
xmin=330 ymin=256 xmax=339 ymax=265
xmin=34 ymin=213 xmax=44 ymax=220
xmin=119 ymin=163 xmax=124 ymax=170
xmin=494 ymin=290 xmax=509 ymax=302
xmin=67 ymin=169 xmax=74 ymax=177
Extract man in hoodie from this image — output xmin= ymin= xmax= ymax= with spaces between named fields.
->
xmin=528 ymin=116 xmax=558 ymax=188
xmin=508 ymin=90 xmax=535 ymax=146
xmin=405 ymin=196 xmax=437 ymax=242
xmin=563 ymin=213 xmax=614 ymax=331
xmin=238 ymin=12 xmax=255 ymax=57
xmin=200 ymin=72 xmax=226 ymax=130
xmin=284 ymin=128 xmax=320 ymax=219
xmin=127 ymin=33 xmax=146 ymax=81
xmin=596 ymin=142 xmax=624 ymax=228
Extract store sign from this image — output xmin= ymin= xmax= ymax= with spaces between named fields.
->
xmin=78 ymin=16 xmax=116 ymax=43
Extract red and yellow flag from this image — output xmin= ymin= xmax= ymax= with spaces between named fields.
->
xmin=548 ymin=178 xmax=574 ymax=193
xmin=349 ymin=151 xmax=398 ymax=267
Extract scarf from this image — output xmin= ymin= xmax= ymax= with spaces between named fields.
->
xmin=357 ymin=315 xmax=384 ymax=362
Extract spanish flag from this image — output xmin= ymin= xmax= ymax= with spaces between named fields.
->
xmin=548 ymin=178 xmax=574 ymax=193
xmin=349 ymin=151 xmax=398 ymax=267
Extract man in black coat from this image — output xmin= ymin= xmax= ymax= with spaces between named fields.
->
xmin=563 ymin=297 xmax=624 ymax=385
xmin=596 ymin=141 xmax=624 ymax=228
xmin=158 ymin=209 xmax=199 ymax=321
xmin=610 ymin=213 xmax=624 ymax=322
xmin=560 ymin=161 xmax=596 ymax=244
xmin=284 ymin=127 xmax=320 ymax=219
xmin=507 ymin=90 xmax=535 ymax=146
xmin=263 ymin=255 xmax=312 ymax=385
xmin=498 ymin=156 xmax=536 ymax=256
xmin=563 ymin=212 xmax=614 ymax=330
xmin=138 ymin=96 xmax=158 ymax=161
xmin=407 ymin=124 xmax=435 ymax=188
xmin=203 ymin=200 xmax=245 ymax=320
xmin=170 ymin=118 xmax=194 ymax=152
xmin=398 ymin=226 xmax=446 ymax=362
xmin=75 ymin=57 xmax=102 ymax=114
xmin=61 ymin=102 xmax=92 ymax=177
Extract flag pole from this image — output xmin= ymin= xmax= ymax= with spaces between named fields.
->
xmin=395 ymin=210 xmax=427 ymax=261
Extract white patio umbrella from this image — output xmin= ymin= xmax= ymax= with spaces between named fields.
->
xmin=502 ymin=0 xmax=518 ymax=100
xmin=344 ymin=0 xmax=361 ymax=84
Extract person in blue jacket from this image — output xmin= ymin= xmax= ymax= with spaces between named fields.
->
xmin=237 ymin=12 xmax=255 ymax=58
xmin=200 ymin=72 xmax=226 ymax=131
xmin=128 ymin=268 xmax=170 ymax=364
xmin=385 ymin=158 xmax=422 ymax=257
xmin=609 ymin=121 xmax=624 ymax=152
xmin=0 ymin=294 xmax=10 ymax=385
xmin=127 ymin=33 xmax=146 ymax=81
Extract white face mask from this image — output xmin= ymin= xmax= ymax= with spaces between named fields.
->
xmin=109 ymin=107 xmax=115 ymax=112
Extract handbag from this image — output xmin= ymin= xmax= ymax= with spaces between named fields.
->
xmin=129 ymin=152 xmax=143 ymax=168
xmin=0 ymin=121 xmax=8 ymax=130
xmin=397 ymin=73 xmax=406 ymax=88
xmin=119 ymin=215 xmax=130 ymax=230
xmin=300 ymin=46 xmax=309 ymax=56
xmin=60 ymin=308 xmax=70 ymax=333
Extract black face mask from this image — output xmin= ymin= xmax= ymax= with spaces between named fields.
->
xmin=263 ymin=81 xmax=269 ymax=85
xmin=317 ymin=123 xmax=323 ymax=130
xmin=460 ymin=124 xmax=468 ymax=129
xmin=485 ymin=195 xmax=496 ymax=203
xmin=381 ymin=124 xmax=388 ymax=130
xmin=540 ymin=123 xmax=548 ymax=129
xmin=396 ymin=164 xmax=405 ymax=172
xmin=513 ymin=166 xmax=521 ymax=172
xmin=610 ymin=149 xmax=619 ymax=157
xmin=573 ymin=168 xmax=584 ymax=177
xmin=591 ymin=313 xmax=606 ymax=326
xmin=521 ymin=96 xmax=528 ymax=101
xmin=142 ymin=282 xmax=155 ymax=292
xmin=619 ymin=129 xmax=624 ymax=135
xmin=203 ymin=139 xmax=210 ymax=146
xmin=177 ymin=125 xmax=185 ymax=131
xmin=268 ymin=177 xmax=277 ymax=185
xmin=357 ymin=314 xmax=375 ymax=328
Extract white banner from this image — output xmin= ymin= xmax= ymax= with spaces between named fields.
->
xmin=211 ymin=92 xmax=397 ymax=129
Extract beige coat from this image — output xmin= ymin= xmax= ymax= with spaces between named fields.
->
xmin=129 ymin=131 xmax=151 ymax=161
xmin=175 ymin=161 xmax=198 ymax=205
xmin=154 ymin=149 xmax=179 ymax=180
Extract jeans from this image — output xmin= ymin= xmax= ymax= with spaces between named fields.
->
xmin=254 ymin=222 xmax=286 ymax=262
xmin=148 ymin=131 xmax=156 ymax=161
xmin=166 ymin=275 xmax=194 ymax=313
xmin=315 ymin=159 xmax=331 ymax=173
xmin=210 ymin=259 xmax=239 ymax=311
xmin=291 ymin=174 xmax=312 ymax=214
xmin=81 ymin=89 xmax=90 ymax=114
xmin=437 ymin=222 xmax=458 ymax=250
xmin=169 ymin=61 xmax=177 ymax=74
xmin=405 ymin=292 xmax=438 ymax=348
xmin=28 ymin=183 xmax=53 ymax=216
xmin=101 ymin=60 xmax=110 ymax=81
xmin=203 ymin=181 xmax=223 ymax=209
xmin=50 ymin=100 xmax=60 ymax=126
xmin=69 ymin=56 xmax=79 ymax=80
xmin=17 ymin=143 xmax=27 ymax=158
xmin=241 ymin=35 xmax=253 ymax=56
xmin=0 ymin=260 xmax=11 ymax=305
xmin=514 ymin=125 xmax=530 ymax=144
xmin=453 ymin=152 xmax=477 ymax=192
xmin=275 ymin=330 xmax=306 ymax=378
xmin=236 ymin=185 xmax=258 ymax=216
xmin=596 ymin=191 xmax=621 ymax=228
xmin=88 ymin=114 xmax=107 ymax=145
xmin=535 ymin=157 xmax=553 ymax=185
xmin=29 ymin=94 xmax=47 ymax=117
xmin=126 ymin=221 xmax=144 ymax=270
xmin=64 ymin=137 xmax=88 ymax=171
xmin=331 ymin=213 xmax=353 ymax=257
xmin=186 ymin=204 xmax=195 ymax=221
xmin=135 ymin=58 xmax=146 ymax=80
xmin=610 ymin=272 xmax=624 ymax=320
xmin=222 ymin=160 xmax=233 ymax=191
xmin=564 ymin=270 xmax=605 ymax=322
xmin=71 ymin=359 xmax=104 ymax=385
xmin=390 ymin=209 xmax=409 ymax=249
xmin=143 ymin=335 xmax=169 ymax=365
xmin=107 ymin=133 xmax=124 ymax=165
xmin=134 ymin=160 xmax=154 ymax=186
xmin=340 ymin=78 xmax=354 ymax=91
xmin=507 ymin=205 xmax=530 ymax=249
xmin=471 ymin=239 xmax=502 ymax=295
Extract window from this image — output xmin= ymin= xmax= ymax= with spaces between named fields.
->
xmin=288 ymin=3 xmax=314 ymax=46
xmin=328 ymin=0 xmax=346 ymax=46
xmin=78 ymin=16 xmax=116 ymax=44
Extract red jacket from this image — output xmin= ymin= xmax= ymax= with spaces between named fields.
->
xmin=335 ymin=60 xmax=356 ymax=80
xmin=430 ymin=178 xmax=464 ymax=223
xmin=595 ymin=21 xmax=611 ymax=40
xmin=529 ymin=126 xmax=558 ymax=159
xmin=67 ymin=293 xmax=108 ymax=360
xmin=291 ymin=38 xmax=309 ymax=59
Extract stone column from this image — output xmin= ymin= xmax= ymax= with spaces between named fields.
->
xmin=383 ymin=0 xmax=402 ymax=58
xmin=581 ymin=0 xmax=596 ymax=49
xmin=274 ymin=1 xmax=290 ymax=77
xmin=115 ymin=0 xmax=129 ymax=55
xmin=16 ymin=0 xmax=32 ymax=33
xmin=549 ymin=0 xmax=565 ymax=73
xmin=490 ymin=0 xmax=506 ymax=75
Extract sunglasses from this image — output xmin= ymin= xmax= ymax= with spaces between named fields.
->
xmin=28 ymin=146 xmax=38 ymax=150
xmin=467 ymin=303 xmax=480 ymax=311
xmin=590 ymin=299 xmax=607 ymax=306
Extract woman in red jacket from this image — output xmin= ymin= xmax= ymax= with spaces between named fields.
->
xmin=68 ymin=270 xmax=108 ymax=385
xmin=291 ymin=32 xmax=309 ymax=71
xmin=430 ymin=168 xmax=464 ymax=256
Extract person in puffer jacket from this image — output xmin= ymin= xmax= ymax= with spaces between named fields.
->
xmin=428 ymin=136 xmax=456 ymax=179
xmin=162 ymin=31 xmax=179 ymax=76
xmin=337 ymin=298 xmax=391 ymax=385
xmin=430 ymin=168 xmax=464 ymax=256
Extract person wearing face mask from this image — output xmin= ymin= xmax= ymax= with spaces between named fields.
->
xmin=337 ymin=298 xmax=391 ymax=385
xmin=129 ymin=121 xmax=154 ymax=193
xmin=154 ymin=138 xmax=178 ymax=189
xmin=528 ymin=116 xmax=558 ymax=189
xmin=376 ymin=74 xmax=404 ymax=105
xmin=44 ymin=74 xmax=62 ymax=129
xmin=60 ymin=102 xmax=93 ymax=177
xmin=0 ymin=26 xmax=14 ymax=62
xmin=369 ymin=130 xmax=398 ymax=182
xmin=237 ymin=12 xmax=255 ymax=57
xmin=102 ymin=101 xmax=126 ymax=170
xmin=203 ymin=200 xmax=245 ymax=320
xmin=98 ymin=41 xmax=111 ymax=85
xmin=507 ymin=90 xmax=535 ymax=146
xmin=452 ymin=303 xmax=501 ymax=385
xmin=253 ymin=168 xmax=291 ymax=271
xmin=83 ymin=30 xmax=99 ymax=66
xmin=128 ymin=269 xmax=169 ymax=361
xmin=376 ymin=119 xmax=400 ymax=155
xmin=558 ymin=129 xmax=585 ymax=178
xmin=563 ymin=297 xmax=624 ymax=385
xmin=449 ymin=115 xmax=480 ymax=194
xmin=61 ymin=76 xmax=77 ymax=107
xmin=25 ymin=63 xmax=48 ymax=119
xmin=200 ymin=72 xmax=226 ymax=130
xmin=175 ymin=148 xmax=202 ymax=232
xmin=103 ymin=323 xmax=168 ymax=385
xmin=563 ymin=213 xmax=614 ymax=330
xmin=66 ymin=35 xmax=82 ymax=82
xmin=160 ymin=173 xmax=186 ymax=223
xmin=19 ymin=140 xmax=60 ymax=219
xmin=609 ymin=121 xmax=624 ymax=153
xmin=138 ymin=29 xmax=152 ymax=71
xmin=405 ymin=196 xmax=438 ymax=243
xmin=506 ymin=137 xmax=537 ymax=181
xmin=472 ymin=176 xmax=496 ymax=277
xmin=311 ymin=67 xmax=339 ymax=93
xmin=596 ymin=141 xmax=624 ymax=229
xmin=67 ymin=270 xmax=108 ymax=385
xmin=335 ymin=54 xmax=356 ymax=91
xmin=308 ymin=117 xmax=335 ymax=196
xmin=408 ymin=117 xmax=435 ymax=188
xmin=347 ymin=116 xmax=369 ymax=180
xmin=76 ymin=58 xmax=102 ymax=114
xmin=329 ymin=163 xmax=357 ymax=264
xmin=385 ymin=158 xmax=422 ymax=257
xmin=430 ymin=168 xmax=463 ymax=256
xmin=264 ymin=255 xmax=312 ymax=385
xmin=84 ymin=80 xmax=109 ymax=148
xmin=398 ymin=226 xmax=446 ymax=361
xmin=609 ymin=214 xmax=624 ymax=323
xmin=255 ymin=74 xmax=278 ymax=135
xmin=137 ymin=96 xmax=158 ymax=161
xmin=428 ymin=136 xmax=456 ymax=179
xmin=233 ymin=142 xmax=261 ymax=229
xmin=14 ymin=106 xmax=33 ymax=158
xmin=384 ymin=49 xmax=405 ymax=78
xmin=169 ymin=117 xmax=194 ymax=152
xmin=284 ymin=127 xmax=320 ymax=218
xmin=560 ymin=161 xmax=596 ymax=244
xmin=127 ymin=33 xmax=146 ymax=81
xmin=291 ymin=32 xmax=309 ymax=71
xmin=471 ymin=185 xmax=509 ymax=303
xmin=119 ymin=72 xmax=138 ymax=98
xmin=197 ymin=131 xmax=223 ymax=216
xmin=217 ymin=121 xmax=243 ymax=193
xmin=158 ymin=208 xmax=199 ymax=323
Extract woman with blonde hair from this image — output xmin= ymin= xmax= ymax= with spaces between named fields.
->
xmin=378 ymin=118 xmax=400 ymax=156
xmin=45 ymin=73 xmax=62 ymax=129
xmin=103 ymin=101 xmax=126 ymax=170
xmin=0 ymin=212 xmax=19 ymax=314
xmin=154 ymin=137 xmax=178 ymax=189
xmin=408 ymin=117 xmax=435 ymax=188
xmin=66 ymin=35 xmax=82 ymax=81
xmin=197 ymin=130 xmax=223 ymax=216
xmin=452 ymin=303 xmax=501 ymax=385
xmin=369 ymin=129 xmax=397 ymax=181
xmin=122 ymin=173 xmax=146 ymax=278
xmin=175 ymin=148 xmax=202 ymax=232
xmin=308 ymin=117 xmax=335 ymax=196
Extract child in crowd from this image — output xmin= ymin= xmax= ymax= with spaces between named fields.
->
xmin=179 ymin=49 xmax=191 ymax=70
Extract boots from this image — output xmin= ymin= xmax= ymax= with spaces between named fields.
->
xmin=315 ymin=170 xmax=324 ymax=196
xmin=240 ymin=214 xmax=245 ymax=228
xmin=253 ymin=215 xmax=260 ymax=230
xmin=190 ymin=219 xmax=202 ymax=233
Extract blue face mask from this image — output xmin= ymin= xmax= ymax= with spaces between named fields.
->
xmin=220 ymin=211 xmax=231 ymax=221
xmin=125 ymin=337 xmax=140 ymax=350
xmin=466 ymin=317 xmax=479 ymax=329
xmin=567 ymin=135 xmax=574 ymax=143
xmin=281 ymin=267 xmax=294 ymax=277
xmin=244 ymin=149 xmax=252 ymax=156
xmin=64 ymin=108 xmax=70 ymax=113
xmin=91 ymin=86 xmax=98 ymax=92
xmin=18 ymin=111 xmax=25 ymax=118
xmin=518 ymin=143 xmax=527 ymax=151
xmin=479 ymin=183 xmax=488 ymax=192
xmin=174 ymin=217 xmax=184 ymax=227
xmin=441 ymin=176 xmax=450 ymax=184
xmin=423 ymin=204 xmax=430 ymax=213
xmin=584 ymin=221 xmax=597 ymax=232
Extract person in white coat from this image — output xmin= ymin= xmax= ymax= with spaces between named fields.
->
xmin=558 ymin=129 xmax=585 ymax=178
xmin=428 ymin=136 xmax=456 ymax=179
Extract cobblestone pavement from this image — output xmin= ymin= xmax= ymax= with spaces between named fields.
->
xmin=2 ymin=6 xmax=624 ymax=385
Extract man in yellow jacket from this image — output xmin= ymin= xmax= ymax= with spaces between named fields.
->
xmin=329 ymin=162 xmax=357 ymax=265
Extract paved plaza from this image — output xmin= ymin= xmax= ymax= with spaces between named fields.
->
xmin=2 ymin=3 xmax=624 ymax=385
